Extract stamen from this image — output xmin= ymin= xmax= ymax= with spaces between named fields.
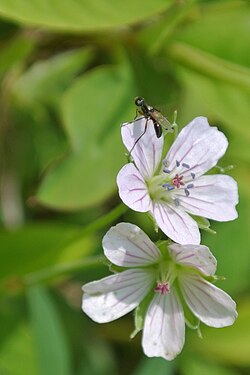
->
xmin=162 ymin=183 xmax=171 ymax=188
xmin=163 ymin=168 xmax=171 ymax=174
xmin=184 ymin=188 xmax=190 ymax=197
xmin=162 ymin=159 xmax=169 ymax=166
xmin=174 ymin=198 xmax=180 ymax=207
xmin=187 ymin=183 xmax=194 ymax=189
xmin=154 ymin=282 xmax=170 ymax=295
xmin=182 ymin=163 xmax=190 ymax=169
xmin=167 ymin=186 xmax=175 ymax=191
xmin=191 ymin=173 xmax=195 ymax=180
xmin=176 ymin=160 xmax=180 ymax=167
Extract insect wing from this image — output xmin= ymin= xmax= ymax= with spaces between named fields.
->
xmin=151 ymin=110 xmax=174 ymax=133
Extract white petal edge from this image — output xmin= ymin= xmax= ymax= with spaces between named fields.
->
xmin=168 ymin=243 xmax=217 ymax=276
xmin=179 ymin=273 xmax=237 ymax=327
xmin=117 ymin=163 xmax=152 ymax=212
xmin=152 ymin=201 xmax=200 ymax=245
xmin=142 ymin=288 xmax=185 ymax=360
xmin=82 ymin=269 xmax=155 ymax=323
xmin=165 ymin=117 xmax=228 ymax=178
xmin=175 ymin=175 xmax=239 ymax=221
xmin=103 ymin=222 xmax=162 ymax=267
xmin=121 ymin=118 xmax=164 ymax=180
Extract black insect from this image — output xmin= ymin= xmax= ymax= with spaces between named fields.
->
xmin=129 ymin=97 xmax=174 ymax=154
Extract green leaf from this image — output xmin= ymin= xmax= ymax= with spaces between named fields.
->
xmin=180 ymin=356 xmax=240 ymax=375
xmin=0 ymin=223 xmax=96 ymax=285
xmin=190 ymin=298 xmax=250 ymax=366
xmin=201 ymin=194 xmax=250 ymax=294
xmin=0 ymin=35 xmax=35 ymax=78
xmin=0 ymin=0 xmax=171 ymax=32
xmin=174 ymin=3 xmax=250 ymax=68
xmin=132 ymin=357 xmax=175 ymax=375
xmin=37 ymin=66 xmax=134 ymax=210
xmin=12 ymin=48 xmax=94 ymax=107
xmin=192 ymin=215 xmax=216 ymax=235
xmin=131 ymin=292 xmax=153 ymax=339
xmin=27 ymin=286 xmax=72 ymax=375
xmin=0 ymin=324 xmax=39 ymax=375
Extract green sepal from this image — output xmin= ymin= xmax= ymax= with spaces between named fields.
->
xmin=192 ymin=215 xmax=216 ymax=234
xmin=130 ymin=291 xmax=153 ymax=340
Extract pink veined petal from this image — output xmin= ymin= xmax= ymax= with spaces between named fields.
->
xmin=142 ymin=288 xmax=185 ymax=360
xmin=121 ymin=118 xmax=164 ymax=180
xmin=82 ymin=269 xmax=155 ymax=323
xmin=117 ymin=163 xmax=152 ymax=212
xmin=179 ymin=273 xmax=238 ymax=328
xmin=168 ymin=243 xmax=217 ymax=276
xmin=152 ymin=201 xmax=200 ymax=245
xmin=175 ymin=175 xmax=239 ymax=221
xmin=164 ymin=117 xmax=228 ymax=178
xmin=103 ymin=222 xmax=162 ymax=267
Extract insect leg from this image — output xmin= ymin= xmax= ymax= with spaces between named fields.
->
xmin=128 ymin=118 xmax=148 ymax=157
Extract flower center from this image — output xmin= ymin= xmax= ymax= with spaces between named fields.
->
xmin=148 ymin=159 xmax=196 ymax=206
xmin=154 ymin=282 xmax=170 ymax=294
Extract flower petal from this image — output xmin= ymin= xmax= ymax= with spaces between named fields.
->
xmin=175 ymin=175 xmax=238 ymax=221
xmin=103 ymin=222 xmax=162 ymax=267
xmin=165 ymin=117 xmax=228 ymax=178
xmin=117 ymin=163 xmax=152 ymax=212
xmin=152 ymin=201 xmax=200 ymax=244
xmin=142 ymin=288 xmax=185 ymax=360
xmin=168 ymin=243 xmax=217 ymax=276
xmin=179 ymin=273 xmax=237 ymax=328
xmin=121 ymin=118 xmax=163 ymax=180
xmin=82 ymin=269 xmax=154 ymax=323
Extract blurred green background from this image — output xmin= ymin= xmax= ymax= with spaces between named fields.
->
xmin=0 ymin=0 xmax=249 ymax=374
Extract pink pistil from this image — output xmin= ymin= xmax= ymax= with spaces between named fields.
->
xmin=154 ymin=282 xmax=170 ymax=295
xmin=172 ymin=174 xmax=185 ymax=189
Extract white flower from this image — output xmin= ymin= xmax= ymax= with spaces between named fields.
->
xmin=82 ymin=223 xmax=237 ymax=361
xmin=117 ymin=117 xmax=238 ymax=244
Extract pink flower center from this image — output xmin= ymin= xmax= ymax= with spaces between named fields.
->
xmin=172 ymin=174 xmax=185 ymax=188
xmin=154 ymin=282 xmax=170 ymax=295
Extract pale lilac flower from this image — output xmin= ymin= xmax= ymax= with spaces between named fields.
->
xmin=117 ymin=117 xmax=238 ymax=244
xmin=82 ymin=223 xmax=237 ymax=361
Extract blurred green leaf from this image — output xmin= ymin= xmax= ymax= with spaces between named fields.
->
xmin=0 ymin=223 xmax=96 ymax=284
xmin=27 ymin=286 xmax=72 ymax=375
xmin=175 ymin=69 xmax=250 ymax=163
xmin=175 ymin=2 xmax=250 ymax=68
xmin=180 ymin=356 xmax=240 ymax=375
xmin=12 ymin=47 xmax=94 ymax=107
xmin=0 ymin=324 xmax=39 ymax=375
xmin=168 ymin=42 xmax=250 ymax=92
xmin=201 ymin=194 xmax=250 ymax=294
xmin=190 ymin=298 xmax=250 ymax=366
xmin=0 ymin=0 xmax=171 ymax=32
xmin=132 ymin=357 xmax=175 ymax=375
xmin=0 ymin=35 xmax=35 ymax=78
xmin=37 ymin=66 xmax=134 ymax=210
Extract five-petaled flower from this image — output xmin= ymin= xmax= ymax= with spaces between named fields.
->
xmin=117 ymin=117 xmax=239 ymax=244
xmin=82 ymin=223 xmax=237 ymax=361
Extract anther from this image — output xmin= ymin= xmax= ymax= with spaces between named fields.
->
xmin=191 ymin=173 xmax=195 ymax=180
xmin=167 ymin=186 xmax=175 ymax=191
xmin=162 ymin=183 xmax=171 ymax=188
xmin=182 ymin=163 xmax=190 ymax=169
xmin=176 ymin=160 xmax=180 ymax=167
xmin=174 ymin=198 xmax=180 ymax=206
xmin=184 ymin=188 xmax=190 ymax=197
xmin=187 ymin=183 xmax=194 ymax=189
xmin=163 ymin=168 xmax=171 ymax=174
